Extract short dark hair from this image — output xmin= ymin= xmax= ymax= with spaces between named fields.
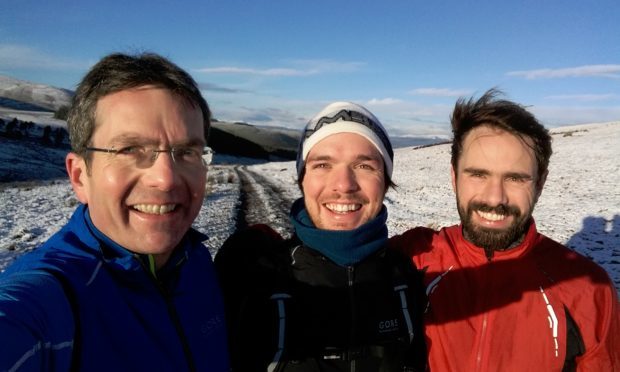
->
xmin=67 ymin=52 xmax=211 ymax=156
xmin=450 ymin=88 xmax=552 ymax=181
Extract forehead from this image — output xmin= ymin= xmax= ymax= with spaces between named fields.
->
xmin=459 ymin=126 xmax=537 ymax=173
xmin=307 ymin=132 xmax=382 ymax=160
xmin=93 ymin=86 xmax=204 ymax=141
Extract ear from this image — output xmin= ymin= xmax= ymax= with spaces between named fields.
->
xmin=450 ymin=164 xmax=457 ymax=192
xmin=534 ymin=169 xmax=548 ymax=200
xmin=66 ymin=152 xmax=89 ymax=204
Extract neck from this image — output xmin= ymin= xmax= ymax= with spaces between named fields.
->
xmin=289 ymin=198 xmax=388 ymax=266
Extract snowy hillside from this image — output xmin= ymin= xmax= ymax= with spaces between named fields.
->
xmin=0 ymin=75 xmax=73 ymax=111
xmin=1 ymin=121 xmax=619 ymax=292
xmin=247 ymin=121 xmax=620 ymax=290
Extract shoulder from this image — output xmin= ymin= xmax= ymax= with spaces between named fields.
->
xmin=0 ymin=268 xmax=76 ymax=371
xmin=532 ymin=235 xmax=620 ymax=356
xmin=215 ymin=224 xmax=285 ymax=268
xmin=214 ymin=224 xmax=289 ymax=288
xmin=0 ymin=270 xmax=75 ymax=349
xmin=0 ymin=268 xmax=66 ymax=297
xmin=381 ymin=246 xmax=420 ymax=274
xmin=533 ymin=234 xmax=614 ymax=289
xmin=530 ymin=233 xmax=620 ymax=368
xmin=389 ymin=225 xmax=455 ymax=256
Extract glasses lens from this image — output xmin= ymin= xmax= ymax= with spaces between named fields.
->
xmin=202 ymin=147 xmax=214 ymax=166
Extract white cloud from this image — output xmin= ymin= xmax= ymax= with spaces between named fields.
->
xmin=531 ymin=105 xmax=620 ymax=126
xmin=367 ymin=98 xmax=403 ymax=106
xmin=545 ymin=94 xmax=618 ymax=102
xmin=196 ymin=66 xmax=310 ymax=76
xmin=408 ymin=88 xmax=473 ymax=97
xmin=0 ymin=44 xmax=87 ymax=70
xmin=289 ymin=59 xmax=365 ymax=73
xmin=195 ymin=59 xmax=364 ymax=77
xmin=507 ymin=64 xmax=620 ymax=80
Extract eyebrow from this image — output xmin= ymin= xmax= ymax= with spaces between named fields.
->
xmin=355 ymin=154 xmax=382 ymax=162
xmin=463 ymin=167 xmax=533 ymax=179
xmin=107 ymin=134 xmax=205 ymax=147
xmin=306 ymin=154 xmax=333 ymax=162
xmin=306 ymin=154 xmax=382 ymax=162
xmin=463 ymin=167 xmax=490 ymax=175
xmin=504 ymin=172 xmax=533 ymax=180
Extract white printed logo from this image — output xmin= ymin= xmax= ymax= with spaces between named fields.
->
xmin=378 ymin=318 xmax=399 ymax=333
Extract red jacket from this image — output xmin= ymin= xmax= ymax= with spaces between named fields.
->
xmin=390 ymin=221 xmax=620 ymax=371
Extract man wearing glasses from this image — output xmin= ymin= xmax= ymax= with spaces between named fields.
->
xmin=0 ymin=53 xmax=229 ymax=371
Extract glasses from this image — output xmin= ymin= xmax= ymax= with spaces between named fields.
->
xmin=85 ymin=145 xmax=214 ymax=170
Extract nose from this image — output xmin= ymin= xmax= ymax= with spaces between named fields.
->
xmin=482 ymin=176 xmax=508 ymax=206
xmin=330 ymin=166 xmax=360 ymax=193
xmin=143 ymin=151 xmax=180 ymax=191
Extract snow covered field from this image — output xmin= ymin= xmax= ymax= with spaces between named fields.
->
xmin=1 ymin=121 xmax=619 ymax=292
xmin=247 ymin=121 xmax=620 ymax=291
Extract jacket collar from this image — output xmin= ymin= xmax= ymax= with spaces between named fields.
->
xmin=74 ymin=204 xmax=207 ymax=274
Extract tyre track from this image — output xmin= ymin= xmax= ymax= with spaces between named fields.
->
xmin=234 ymin=165 xmax=295 ymax=238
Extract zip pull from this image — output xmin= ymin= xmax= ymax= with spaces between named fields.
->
xmin=347 ymin=266 xmax=354 ymax=286
xmin=484 ymin=247 xmax=494 ymax=261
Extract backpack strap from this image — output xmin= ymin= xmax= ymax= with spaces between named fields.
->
xmin=267 ymin=293 xmax=292 ymax=372
xmin=394 ymin=283 xmax=415 ymax=343
xmin=385 ymin=249 xmax=428 ymax=372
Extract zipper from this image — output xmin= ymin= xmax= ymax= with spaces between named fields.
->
xmin=347 ymin=265 xmax=356 ymax=372
xmin=475 ymin=312 xmax=488 ymax=371
xmin=475 ymin=256 xmax=492 ymax=371
xmin=138 ymin=257 xmax=196 ymax=372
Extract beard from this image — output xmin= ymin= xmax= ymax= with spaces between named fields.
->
xmin=457 ymin=200 xmax=532 ymax=258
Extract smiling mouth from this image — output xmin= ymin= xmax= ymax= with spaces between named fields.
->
xmin=132 ymin=204 xmax=177 ymax=215
xmin=476 ymin=210 xmax=507 ymax=222
xmin=325 ymin=203 xmax=361 ymax=214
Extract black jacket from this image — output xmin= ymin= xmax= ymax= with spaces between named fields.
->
xmin=215 ymin=225 xmax=427 ymax=372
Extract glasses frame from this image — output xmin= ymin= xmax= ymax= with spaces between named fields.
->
xmin=84 ymin=145 xmax=215 ymax=169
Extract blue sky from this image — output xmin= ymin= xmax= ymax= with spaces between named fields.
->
xmin=1 ymin=0 xmax=618 ymax=136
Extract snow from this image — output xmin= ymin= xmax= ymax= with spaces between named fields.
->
xmin=1 ymin=121 xmax=619 ymax=292
xmin=0 ymin=107 xmax=68 ymax=129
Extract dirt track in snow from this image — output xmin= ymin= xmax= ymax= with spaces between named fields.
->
xmin=232 ymin=165 xmax=295 ymax=238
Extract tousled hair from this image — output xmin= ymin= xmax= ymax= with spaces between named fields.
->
xmin=450 ymin=88 xmax=552 ymax=182
xmin=67 ymin=52 xmax=210 ymax=157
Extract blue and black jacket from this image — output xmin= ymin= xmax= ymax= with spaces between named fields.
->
xmin=0 ymin=204 xmax=229 ymax=371
xmin=215 ymin=222 xmax=427 ymax=372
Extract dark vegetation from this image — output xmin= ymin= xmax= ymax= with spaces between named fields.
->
xmin=209 ymin=126 xmax=297 ymax=160
xmin=0 ymin=117 xmax=69 ymax=147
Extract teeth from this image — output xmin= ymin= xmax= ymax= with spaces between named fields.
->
xmin=133 ymin=204 xmax=176 ymax=215
xmin=477 ymin=211 xmax=506 ymax=221
xmin=325 ymin=203 xmax=361 ymax=213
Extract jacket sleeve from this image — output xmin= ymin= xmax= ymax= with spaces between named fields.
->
xmin=388 ymin=227 xmax=435 ymax=269
xmin=214 ymin=224 xmax=284 ymax=325
xmin=214 ymin=224 xmax=285 ymax=372
xmin=0 ymin=271 xmax=75 ymax=371
xmin=575 ymin=283 xmax=620 ymax=371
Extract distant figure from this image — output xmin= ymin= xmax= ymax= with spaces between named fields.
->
xmin=391 ymin=89 xmax=620 ymax=371
xmin=215 ymin=102 xmax=427 ymax=371
xmin=0 ymin=53 xmax=229 ymax=371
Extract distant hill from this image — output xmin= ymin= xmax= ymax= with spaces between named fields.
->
xmin=0 ymin=75 xmax=446 ymax=169
xmin=210 ymin=120 xmax=300 ymax=160
xmin=0 ymin=75 xmax=73 ymax=112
